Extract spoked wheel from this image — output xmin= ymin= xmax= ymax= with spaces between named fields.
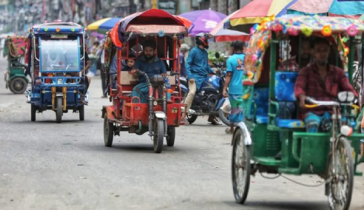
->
xmin=9 ymin=77 xmax=27 ymax=94
xmin=218 ymin=109 xmax=230 ymax=126
xmin=232 ymin=128 xmax=251 ymax=204
xmin=327 ymin=137 xmax=354 ymax=210
xmin=103 ymin=115 xmax=114 ymax=147
xmin=31 ymin=104 xmax=36 ymax=122
xmin=56 ymin=97 xmax=63 ymax=123
xmin=153 ymin=119 xmax=164 ymax=153
xmin=79 ymin=105 xmax=84 ymax=121
xmin=166 ymin=126 xmax=175 ymax=147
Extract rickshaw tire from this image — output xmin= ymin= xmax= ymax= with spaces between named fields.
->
xmin=153 ymin=119 xmax=164 ymax=153
xmin=56 ymin=97 xmax=62 ymax=123
xmin=9 ymin=77 xmax=27 ymax=94
xmin=79 ymin=105 xmax=84 ymax=121
xmin=31 ymin=104 xmax=36 ymax=122
xmin=231 ymin=128 xmax=250 ymax=204
xmin=187 ymin=114 xmax=198 ymax=124
xmin=327 ymin=137 xmax=354 ymax=210
xmin=104 ymin=116 xmax=114 ymax=147
xmin=218 ymin=109 xmax=230 ymax=126
xmin=166 ymin=126 xmax=175 ymax=147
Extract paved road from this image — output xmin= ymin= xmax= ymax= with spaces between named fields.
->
xmin=0 ymin=57 xmax=363 ymax=210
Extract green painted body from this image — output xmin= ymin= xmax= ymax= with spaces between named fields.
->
xmin=243 ymin=33 xmax=363 ymax=177
xmin=4 ymin=38 xmax=28 ymax=92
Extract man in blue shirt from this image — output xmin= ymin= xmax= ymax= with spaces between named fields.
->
xmin=184 ymin=33 xmax=218 ymax=125
xmin=223 ymin=41 xmax=245 ymax=134
xmin=130 ymin=40 xmax=167 ymax=103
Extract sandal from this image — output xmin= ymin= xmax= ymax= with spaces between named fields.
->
xmin=79 ymin=94 xmax=88 ymax=105
xmin=225 ymin=128 xmax=233 ymax=134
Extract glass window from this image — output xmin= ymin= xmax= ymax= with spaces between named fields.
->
xmin=40 ymin=39 xmax=80 ymax=72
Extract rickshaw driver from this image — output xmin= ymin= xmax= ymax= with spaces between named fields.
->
xmin=129 ymin=39 xmax=168 ymax=103
xmin=294 ymin=37 xmax=357 ymax=132
xmin=43 ymin=47 xmax=66 ymax=70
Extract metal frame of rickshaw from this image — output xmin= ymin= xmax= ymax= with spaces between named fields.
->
xmin=101 ymin=19 xmax=188 ymax=153
xmin=231 ymin=15 xmax=364 ymax=209
xmin=27 ymin=22 xmax=87 ymax=123
xmin=3 ymin=35 xmax=29 ymax=94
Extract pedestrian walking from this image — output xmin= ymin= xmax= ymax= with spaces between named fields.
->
xmin=223 ymin=41 xmax=246 ymax=134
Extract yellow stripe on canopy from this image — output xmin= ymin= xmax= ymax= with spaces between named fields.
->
xmin=230 ymin=17 xmax=266 ymax=26
xmin=87 ymin=18 xmax=111 ymax=31
xmin=267 ymin=0 xmax=293 ymax=15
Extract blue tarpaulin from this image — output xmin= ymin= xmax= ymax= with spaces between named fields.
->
xmin=329 ymin=0 xmax=364 ymax=15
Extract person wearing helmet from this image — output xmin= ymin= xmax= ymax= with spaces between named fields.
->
xmin=184 ymin=33 xmax=219 ymax=125
xmin=223 ymin=41 xmax=246 ymax=134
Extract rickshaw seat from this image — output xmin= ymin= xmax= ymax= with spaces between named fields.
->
xmin=252 ymin=87 xmax=269 ymax=124
xmin=274 ymin=71 xmax=305 ymax=128
xmin=275 ymin=72 xmax=298 ymax=102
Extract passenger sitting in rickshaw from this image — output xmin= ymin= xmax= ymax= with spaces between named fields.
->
xmin=278 ymin=38 xmax=311 ymax=71
xmin=129 ymin=39 xmax=168 ymax=103
xmin=109 ymin=53 xmax=135 ymax=88
xmin=294 ymin=37 xmax=358 ymax=132
xmin=277 ymin=38 xmax=311 ymax=119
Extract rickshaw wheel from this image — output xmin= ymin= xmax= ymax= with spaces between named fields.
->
xmin=218 ymin=109 xmax=230 ymax=126
xmin=166 ymin=126 xmax=175 ymax=147
xmin=79 ymin=105 xmax=84 ymax=121
xmin=31 ymin=104 xmax=36 ymax=122
xmin=327 ymin=137 xmax=354 ymax=210
xmin=9 ymin=77 xmax=27 ymax=94
xmin=153 ymin=119 xmax=164 ymax=153
xmin=231 ymin=128 xmax=251 ymax=204
xmin=56 ymin=97 xmax=62 ymax=123
xmin=103 ymin=115 xmax=114 ymax=147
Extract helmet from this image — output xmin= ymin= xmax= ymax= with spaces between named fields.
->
xmin=196 ymin=33 xmax=209 ymax=49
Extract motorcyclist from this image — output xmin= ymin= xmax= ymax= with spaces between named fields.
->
xmin=183 ymin=33 xmax=219 ymax=125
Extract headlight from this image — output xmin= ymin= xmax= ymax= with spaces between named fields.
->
xmin=57 ymin=79 xmax=63 ymax=84
xmin=338 ymin=91 xmax=355 ymax=102
xmin=346 ymin=92 xmax=355 ymax=102
xmin=338 ymin=92 xmax=347 ymax=102
xmin=153 ymin=101 xmax=158 ymax=106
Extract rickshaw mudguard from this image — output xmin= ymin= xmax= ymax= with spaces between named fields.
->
xmin=232 ymin=122 xmax=252 ymax=146
xmin=154 ymin=111 xmax=166 ymax=119
xmin=102 ymin=105 xmax=116 ymax=120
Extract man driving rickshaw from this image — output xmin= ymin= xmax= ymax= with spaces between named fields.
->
xmin=295 ymin=37 xmax=358 ymax=132
xmin=129 ymin=39 xmax=168 ymax=103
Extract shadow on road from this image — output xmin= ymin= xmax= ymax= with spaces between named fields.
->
xmin=223 ymin=200 xmax=327 ymax=210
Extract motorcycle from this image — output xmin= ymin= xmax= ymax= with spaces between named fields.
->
xmin=180 ymin=52 xmax=230 ymax=125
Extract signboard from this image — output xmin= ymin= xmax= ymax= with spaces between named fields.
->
xmin=158 ymin=0 xmax=177 ymax=15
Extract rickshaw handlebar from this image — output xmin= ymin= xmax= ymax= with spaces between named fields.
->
xmin=305 ymin=97 xmax=359 ymax=110
xmin=305 ymin=97 xmax=340 ymax=107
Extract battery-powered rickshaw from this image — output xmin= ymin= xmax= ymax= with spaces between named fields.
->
xmin=26 ymin=22 xmax=88 ymax=123
xmin=3 ymin=36 xmax=29 ymax=94
xmin=230 ymin=15 xmax=364 ymax=210
xmin=101 ymin=9 xmax=187 ymax=153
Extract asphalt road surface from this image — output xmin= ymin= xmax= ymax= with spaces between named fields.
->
xmin=0 ymin=57 xmax=363 ymax=210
